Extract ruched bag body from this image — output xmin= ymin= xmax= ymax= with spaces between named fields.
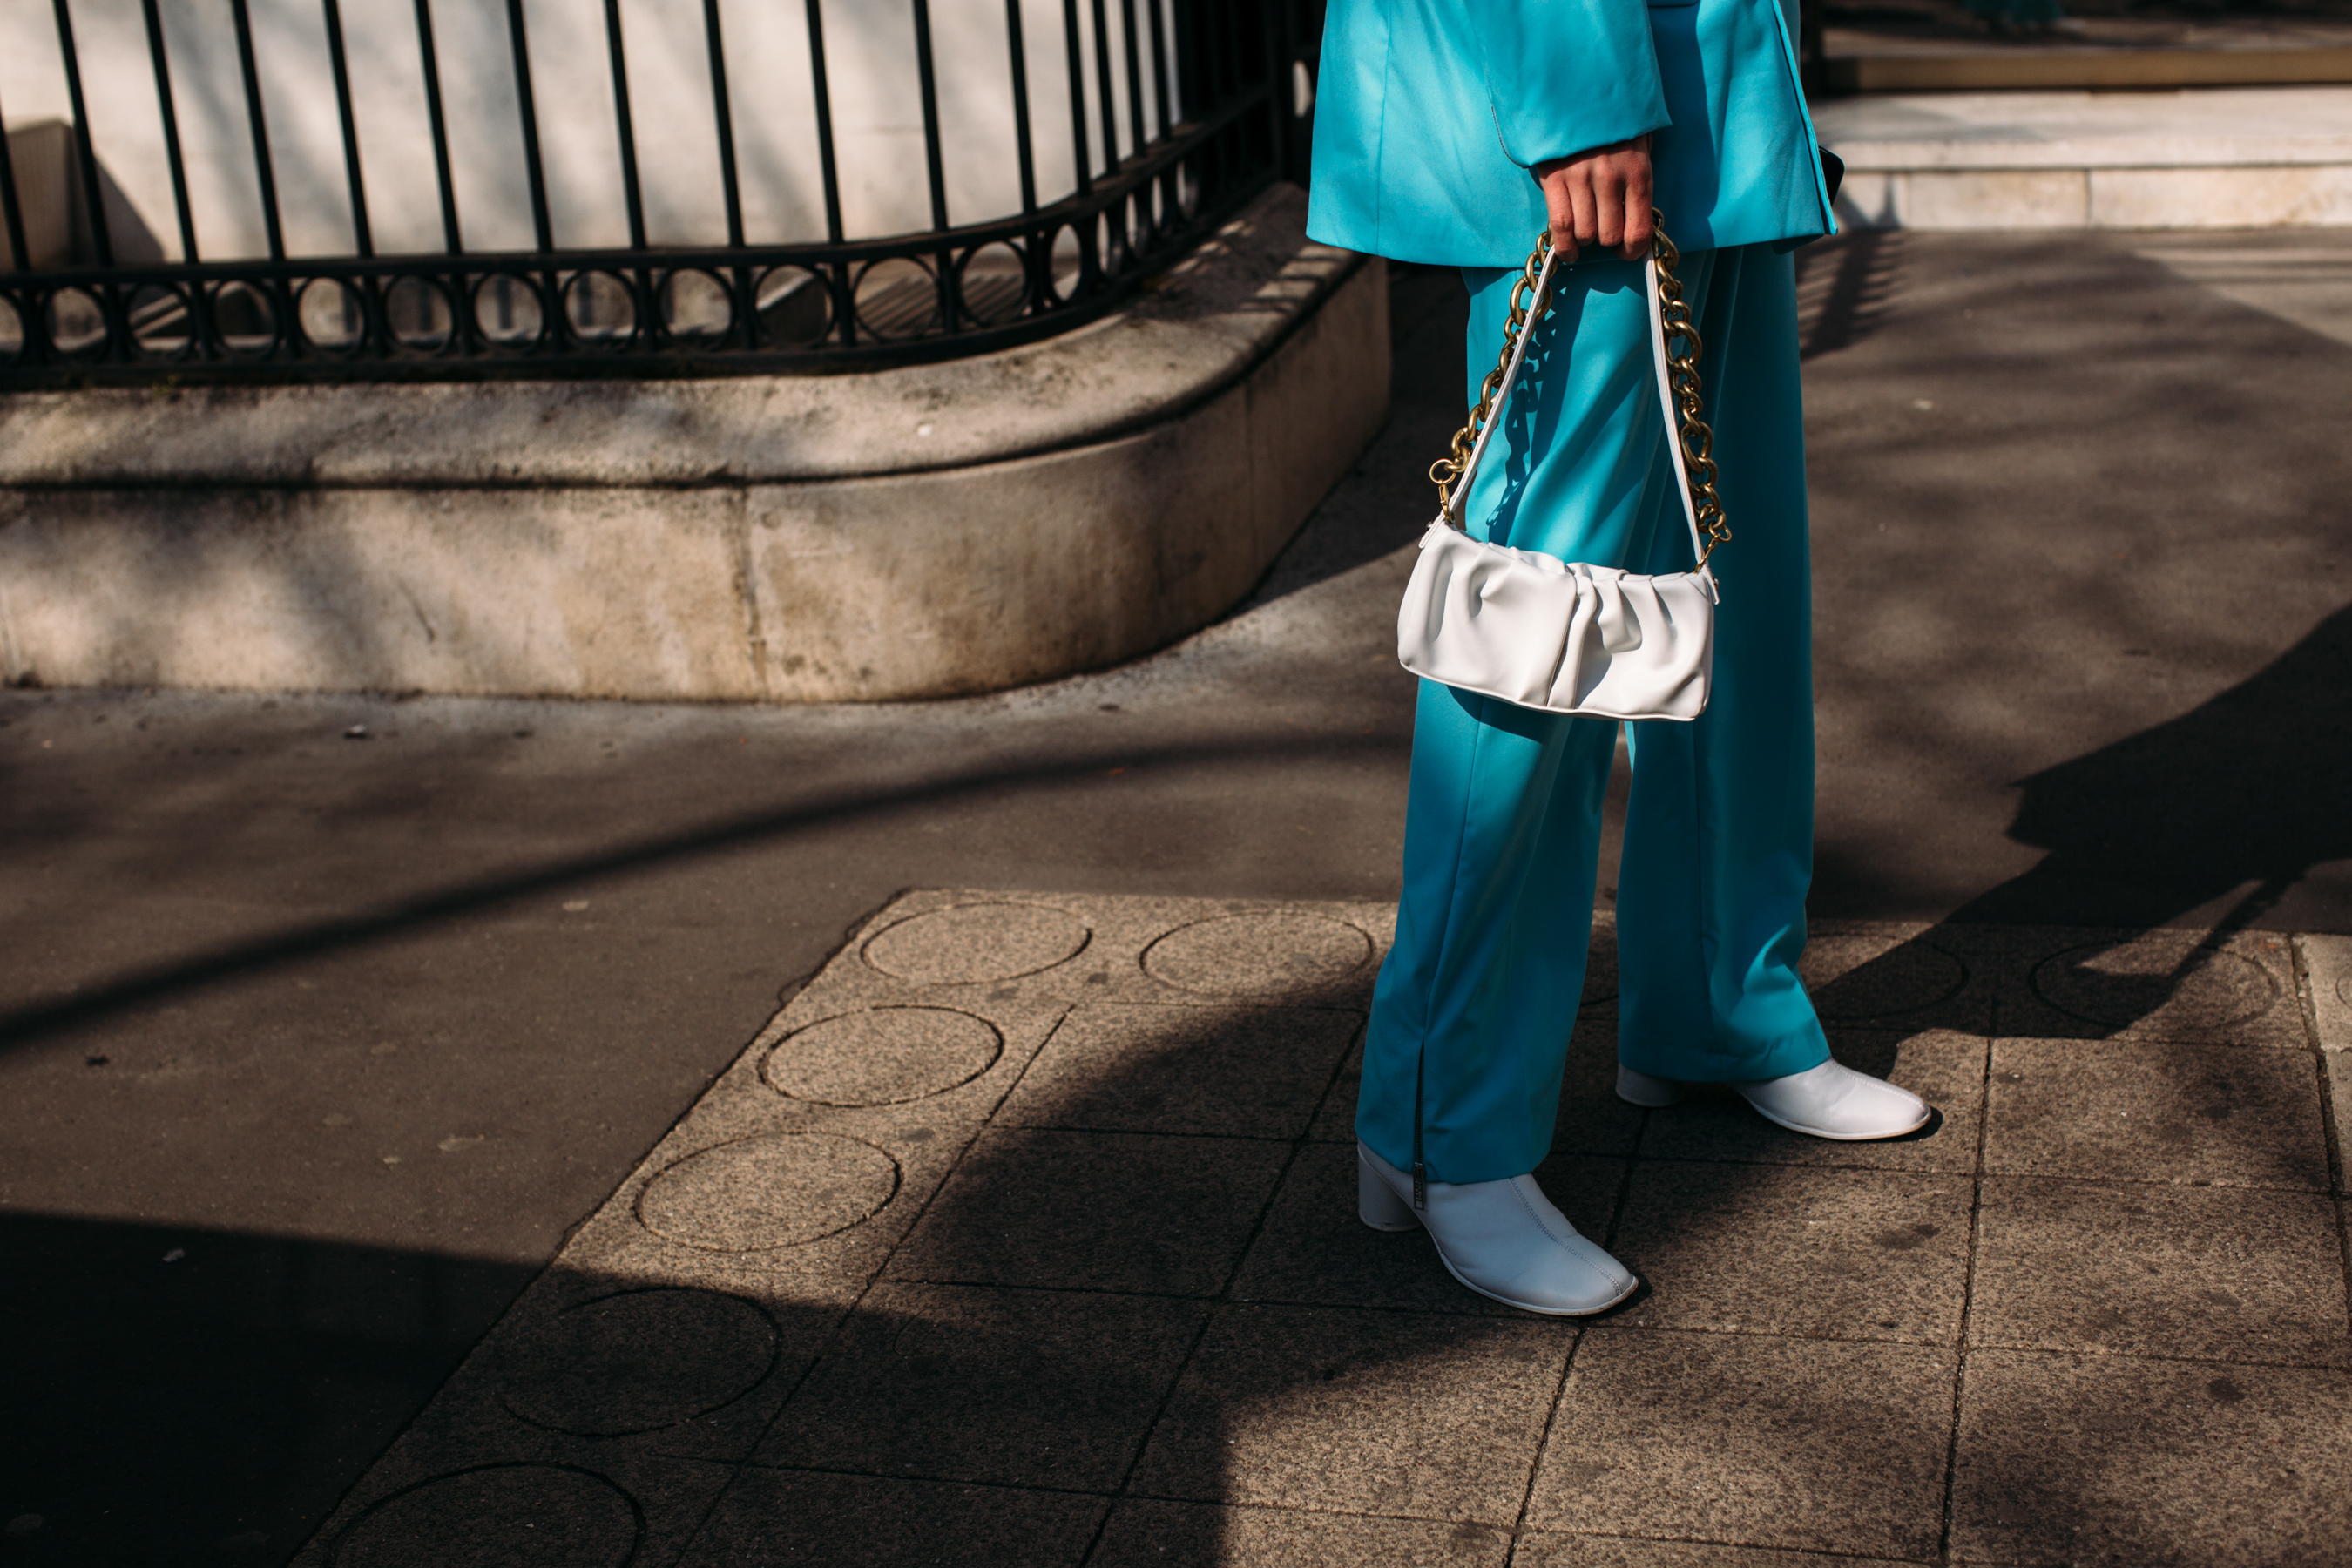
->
xmin=1397 ymin=221 xmax=1732 ymax=720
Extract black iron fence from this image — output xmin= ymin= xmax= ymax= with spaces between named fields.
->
xmin=0 ymin=0 xmax=1317 ymax=387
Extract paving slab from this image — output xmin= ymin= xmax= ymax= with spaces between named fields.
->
xmin=753 ymin=1282 xmax=1206 ymax=1490
xmin=267 ymin=892 xmax=2352 ymax=1565
xmin=1985 ymin=1037 xmax=2332 ymax=1190
xmin=1092 ymin=1501 xmax=1512 ymax=1566
xmin=997 ymin=1003 xmax=1363 ymax=1139
xmin=1516 ymin=1540 xmax=1915 ymax=1568
xmin=1951 ymin=1349 xmax=2352 ymax=1565
xmin=1801 ymin=919 xmax=2001 ymax=1034
xmin=2300 ymin=931 xmax=2352 ymax=1049
xmin=1526 ymin=1333 xmax=1956 ymax=1561
xmin=676 ymin=1470 xmax=1108 ymax=1568
xmin=1130 ymin=1304 xmax=1571 ymax=1524
xmin=1598 ymin=1163 xmax=1973 ymax=1344
xmin=882 ymin=1127 xmax=1290 ymax=1295
xmin=1993 ymin=925 xmax=2306 ymax=1047
xmin=1970 ymin=1176 xmax=2351 ymax=1364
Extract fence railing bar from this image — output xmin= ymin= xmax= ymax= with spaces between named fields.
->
xmin=1059 ymin=0 xmax=1092 ymax=195
xmin=602 ymin=0 xmax=648 ymax=251
xmin=224 ymin=0 xmax=286 ymax=262
xmin=0 ymin=82 xmax=32 ymax=281
xmin=1118 ymin=0 xmax=1146 ymax=157
xmin=411 ymin=0 xmax=463 ymax=252
xmin=803 ymin=0 xmax=845 ymax=244
xmin=1003 ymin=0 xmax=1037 ymax=214
xmin=137 ymin=0 xmax=199 ymax=263
xmin=49 ymin=0 xmax=117 ymax=267
xmin=1203 ymin=0 xmax=1233 ymax=101
xmin=700 ymin=0 xmax=745 ymax=247
xmin=909 ymin=0 xmax=952 ymax=233
xmin=503 ymin=0 xmax=556 ymax=253
xmin=1089 ymin=0 xmax=1120 ymax=172
xmin=1144 ymin=0 xmax=1171 ymax=139
xmin=320 ymin=0 xmax=374 ymax=257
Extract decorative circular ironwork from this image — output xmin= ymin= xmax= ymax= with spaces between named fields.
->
xmin=296 ymin=278 xmax=366 ymax=354
xmin=474 ymin=274 xmax=546 ymax=350
xmin=45 ymin=287 xmax=108 ymax=358
xmin=660 ymin=269 xmax=733 ymax=344
xmin=385 ymin=275 xmax=455 ymax=354
xmin=1045 ymin=224 xmax=1085 ymax=304
xmin=212 ymin=280 xmax=280 ymax=356
xmin=957 ymin=242 xmax=1028 ymax=328
xmin=855 ymin=255 xmax=938 ymax=341
xmin=564 ymin=270 xmax=639 ymax=348
xmin=129 ymin=283 xmax=195 ymax=359
xmin=755 ymin=266 xmax=830 ymax=348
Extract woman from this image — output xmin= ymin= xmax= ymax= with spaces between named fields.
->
xmin=1307 ymin=0 xmax=1932 ymax=1315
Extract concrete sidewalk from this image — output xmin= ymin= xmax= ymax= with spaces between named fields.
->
xmin=293 ymin=890 xmax=2352 ymax=1566
xmin=3 ymin=227 xmax=2350 ymax=1564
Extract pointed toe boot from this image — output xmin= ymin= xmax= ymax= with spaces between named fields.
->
xmin=1357 ymin=1142 xmax=1636 ymax=1316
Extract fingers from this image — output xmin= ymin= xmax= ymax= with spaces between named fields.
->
xmin=1537 ymin=141 xmax=1658 ymax=265
xmin=1620 ymin=148 xmax=1657 ymax=260
xmin=1544 ymin=178 xmax=1580 ymax=263
xmin=1565 ymin=175 xmax=1598 ymax=261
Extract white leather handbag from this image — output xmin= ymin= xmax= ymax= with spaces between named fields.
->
xmin=1396 ymin=220 xmax=1731 ymax=720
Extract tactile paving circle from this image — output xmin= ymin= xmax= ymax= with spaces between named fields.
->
xmin=636 ymin=1132 xmax=900 ymax=1250
xmin=764 ymin=1006 xmax=1002 ymax=1105
xmin=1801 ymin=931 xmax=1968 ymax=1020
xmin=1142 ymin=912 xmax=1373 ymax=996
xmin=2032 ymin=937 xmax=2277 ymax=1030
xmin=329 ymin=1464 xmax=639 ymax=1568
xmin=497 ymin=1288 xmax=778 ymax=1436
xmin=862 ymin=902 xmax=1090 ymax=983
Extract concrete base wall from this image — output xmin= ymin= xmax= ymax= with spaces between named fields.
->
xmin=0 ymin=186 xmax=1389 ymax=702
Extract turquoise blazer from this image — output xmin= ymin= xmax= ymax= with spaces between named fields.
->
xmin=1305 ymin=0 xmax=1835 ymax=265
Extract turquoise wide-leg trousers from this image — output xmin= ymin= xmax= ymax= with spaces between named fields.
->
xmin=1358 ymin=241 xmax=1830 ymax=1186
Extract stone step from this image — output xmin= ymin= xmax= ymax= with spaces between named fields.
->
xmin=1821 ymin=18 xmax=2352 ymax=92
xmin=1814 ymin=85 xmax=2352 ymax=228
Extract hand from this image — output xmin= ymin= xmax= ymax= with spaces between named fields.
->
xmin=1534 ymin=136 xmax=1655 ymax=263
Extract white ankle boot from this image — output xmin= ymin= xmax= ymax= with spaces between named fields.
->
xmin=1357 ymin=1142 xmax=1637 ymax=1315
xmin=1617 ymin=1059 xmax=1931 ymax=1140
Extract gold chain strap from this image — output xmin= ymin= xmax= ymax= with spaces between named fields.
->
xmin=1429 ymin=213 xmax=1732 ymax=567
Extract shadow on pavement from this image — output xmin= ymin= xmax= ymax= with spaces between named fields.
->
xmin=1815 ymin=597 xmax=2352 ymax=1034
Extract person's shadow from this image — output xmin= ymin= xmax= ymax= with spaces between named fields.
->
xmin=1813 ymin=599 xmax=2352 ymax=1033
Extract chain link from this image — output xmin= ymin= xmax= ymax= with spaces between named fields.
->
xmin=1430 ymin=213 xmax=1731 ymax=566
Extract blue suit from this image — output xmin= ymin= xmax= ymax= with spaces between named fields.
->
xmin=1305 ymin=0 xmax=1835 ymax=265
xmin=1308 ymin=0 xmax=1836 ymax=1183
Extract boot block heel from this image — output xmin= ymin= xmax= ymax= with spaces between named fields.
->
xmin=1358 ymin=1147 xmax=1419 ymax=1232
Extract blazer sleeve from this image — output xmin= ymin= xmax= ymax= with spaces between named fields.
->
xmin=1473 ymin=0 xmax=1672 ymax=169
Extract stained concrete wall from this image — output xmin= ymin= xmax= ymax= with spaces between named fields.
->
xmin=0 ymin=185 xmax=1391 ymax=702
